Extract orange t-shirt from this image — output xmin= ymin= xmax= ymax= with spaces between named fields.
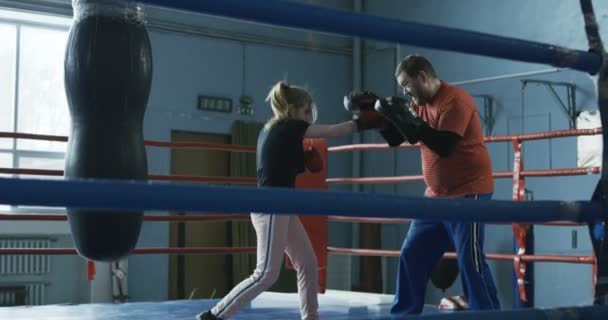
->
xmin=412 ymin=81 xmax=494 ymax=198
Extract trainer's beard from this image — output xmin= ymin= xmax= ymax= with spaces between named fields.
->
xmin=412 ymin=95 xmax=426 ymax=106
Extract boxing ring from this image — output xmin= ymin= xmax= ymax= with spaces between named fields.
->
xmin=0 ymin=0 xmax=608 ymax=319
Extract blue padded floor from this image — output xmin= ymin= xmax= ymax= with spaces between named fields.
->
xmin=0 ymin=290 xmax=444 ymax=319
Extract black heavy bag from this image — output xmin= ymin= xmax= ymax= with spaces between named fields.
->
xmin=64 ymin=1 xmax=152 ymax=261
xmin=431 ymin=244 xmax=459 ymax=292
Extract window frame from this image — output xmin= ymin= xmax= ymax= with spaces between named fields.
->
xmin=0 ymin=10 xmax=71 ymax=214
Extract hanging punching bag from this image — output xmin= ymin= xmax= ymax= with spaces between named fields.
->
xmin=431 ymin=244 xmax=459 ymax=292
xmin=64 ymin=0 xmax=152 ymax=262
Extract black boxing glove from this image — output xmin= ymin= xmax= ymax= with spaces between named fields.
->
xmin=343 ymin=90 xmax=379 ymax=112
xmin=379 ymin=123 xmax=406 ymax=147
xmin=376 ymin=96 xmax=462 ymax=157
xmin=374 ymin=96 xmax=427 ymax=144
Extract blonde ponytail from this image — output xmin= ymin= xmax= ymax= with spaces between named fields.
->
xmin=265 ymin=81 xmax=314 ymax=127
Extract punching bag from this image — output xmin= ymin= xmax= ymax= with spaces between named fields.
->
xmin=431 ymin=244 xmax=459 ymax=292
xmin=64 ymin=0 xmax=152 ymax=262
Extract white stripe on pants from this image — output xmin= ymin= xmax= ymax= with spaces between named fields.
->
xmin=211 ymin=213 xmax=319 ymax=320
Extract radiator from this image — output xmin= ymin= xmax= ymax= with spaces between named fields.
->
xmin=0 ymin=283 xmax=46 ymax=306
xmin=0 ymin=238 xmax=51 ymax=306
xmin=0 ymin=238 xmax=51 ymax=275
xmin=26 ymin=283 xmax=46 ymax=305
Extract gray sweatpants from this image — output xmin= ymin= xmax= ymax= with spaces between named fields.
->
xmin=211 ymin=213 xmax=319 ymax=320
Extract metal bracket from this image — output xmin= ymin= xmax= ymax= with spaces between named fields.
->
xmin=473 ymin=95 xmax=495 ymax=136
xmin=521 ymin=79 xmax=578 ymax=129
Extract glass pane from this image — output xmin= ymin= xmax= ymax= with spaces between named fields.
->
xmin=17 ymin=156 xmax=64 ymax=179
xmin=0 ymin=152 xmax=13 ymax=211
xmin=17 ymin=26 xmax=69 ymax=152
xmin=0 ymin=23 xmax=16 ymax=150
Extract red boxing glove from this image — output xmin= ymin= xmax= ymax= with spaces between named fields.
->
xmin=353 ymin=110 xmax=386 ymax=131
xmin=304 ymin=146 xmax=324 ymax=173
xmin=344 ymin=90 xmax=387 ymax=131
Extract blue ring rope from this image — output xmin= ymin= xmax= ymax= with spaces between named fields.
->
xmin=138 ymin=0 xmax=601 ymax=74
xmin=0 ymin=177 xmax=601 ymax=223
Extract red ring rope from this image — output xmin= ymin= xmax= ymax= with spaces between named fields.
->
xmin=1 ymin=128 xmax=602 ymax=298
xmin=0 ymin=168 xmax=256 ymax=185
xmin=326 ymin=247 xmax=596 ymax=264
